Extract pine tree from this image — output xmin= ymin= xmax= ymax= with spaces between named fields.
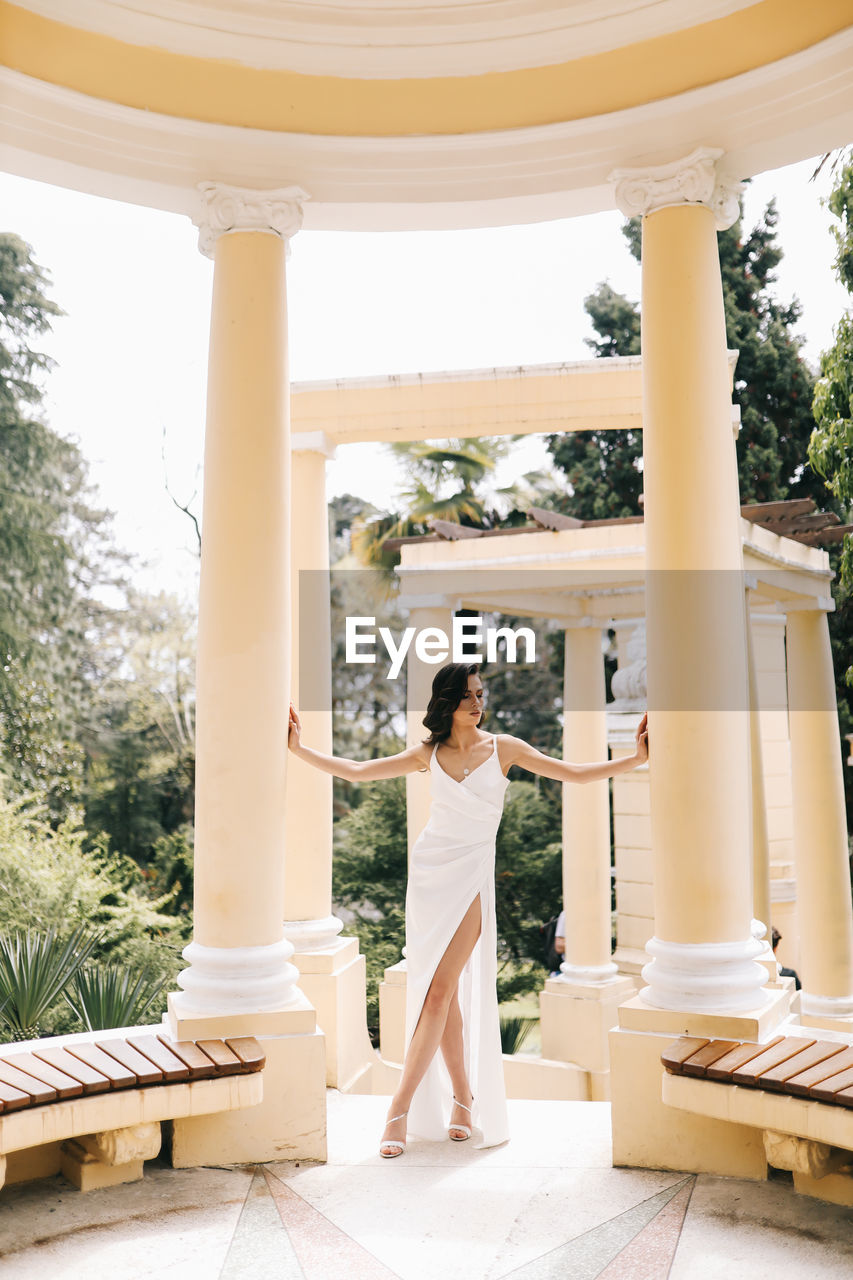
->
xmin=546 ymin=198 xmax=825 ymax=514
xmin=0 ymin=234 xmax=113 ymax=809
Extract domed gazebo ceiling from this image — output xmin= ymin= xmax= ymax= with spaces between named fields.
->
xmin=1 ymin=0 xmax=852 ymax=227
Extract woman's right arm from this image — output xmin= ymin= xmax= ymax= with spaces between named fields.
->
xmin=288 ymin=706 xmax=430 ymax=781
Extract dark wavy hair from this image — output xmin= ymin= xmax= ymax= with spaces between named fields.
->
xmin=422 ymin=663 xmax=484 ymax=746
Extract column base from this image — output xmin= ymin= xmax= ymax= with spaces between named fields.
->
xmin=169 ymin=1021 xmax=327 ymax=1167
xmin=540 ymin=974 xmax=635 ymax=1075
xmin=610 ymin=984 xmax=793 ymax=1180
xmin=283 ymin=915 xmax=344 ymax=953
xmin=291 ymin=936 xmax=377 ymax=1090
xmin=171 ymin=937 xmax=303 ymax=1030
xmin=642 ymin=934 xmax=769 ymax=1014
xmin=166 ymin=986 xmax=316 ymax=1040
xmin=800 ymin=990 xmax=853 ymax=1025
xmin=378 ymin=959 xmax=407 ymax=1065
xmin=611 ymin=947 xmax=648 ymax=979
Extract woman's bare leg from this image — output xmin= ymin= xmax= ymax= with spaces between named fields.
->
xmin=440 ymin=992 xmax=474 ymax=1137
xmin=381 ymin=895 xmax=481 ymax=1152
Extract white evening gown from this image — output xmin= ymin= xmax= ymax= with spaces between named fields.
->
xmin=404 ymin=732 xmax=510 ymax=1148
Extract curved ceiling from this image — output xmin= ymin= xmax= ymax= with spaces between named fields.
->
xmin=1 ymin=0 xmax=851 ymax=230
xmin=11 ymin=0 xmax=766 ymax=78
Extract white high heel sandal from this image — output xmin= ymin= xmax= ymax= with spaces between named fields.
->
xmin=379 ymin=1111 xmax=408 ymax=1158
xmin=448 ymin=1097 xmax=473 ymax=1141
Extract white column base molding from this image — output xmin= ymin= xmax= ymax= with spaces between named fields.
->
xmin=800 ymin=991 xmax=853 ymax=1019
xmin=556 ymin=961 xmax=620 ymax=985
xmin=282 ymin=915 xmax=344 ymax=953
xmin=173 ymin=938 xmax=301 ymax=1017
xmin=641 ymin=934 xmax=769 ymax=1013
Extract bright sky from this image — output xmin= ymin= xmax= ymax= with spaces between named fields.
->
xmin=0 ymin=155 xmax=849 ymax=602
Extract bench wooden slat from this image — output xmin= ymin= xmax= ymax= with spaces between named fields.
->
xmin=95 ymin=1039 xmax=164 ymax=1085
xmin=225 ymin=1037 xmax=265 ymax=1071
xmin=0 ymin=1062 xmax=57 ymax=1106
xmin=126 ymin=1036 xmax=190 ymax=1082
xmin=785 ymin=1047 xmax=853 ymax=1097
xmin=732 ymin=1037 xmax=815 ymax=1085
xmin=832 ymin=1085 xmax=853 ymax=1109
xmin=32 ymin=1046 xmax=111 ymax=1094
xmin=661 ymin=1038 xmax=709 ymax=1074
xmin=809 ymin=1065 xmax=853 ymax=1104
xmin=156 ymin=1036 xmax=217 ymax=1078
xmin=682 ymin=1040 xmax=741 ymax=1078
xmin=195 ymin=1040 xmax=241 ymax=1073
xmin=0 ymin=1079 xmax=31 ymax=1113
xmin=0 ymin=1052 xmax=84 ymax=1099
xmin=758 ymin=1042 xmax=847 ymax=1092
xmin=705 ymin=1037 xmax=785 ymax=1081
xmin=64 ymin=1043 xmax=136 ymax=1089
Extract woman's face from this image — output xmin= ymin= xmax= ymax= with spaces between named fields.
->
xmin=451 ymin=673 xmax=485 ymax=729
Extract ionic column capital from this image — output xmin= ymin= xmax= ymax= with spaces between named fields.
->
xmin=609 ymin=147 xmax=743 ymax=231
xmin=195 ymin=182 xmax=309 ymax=259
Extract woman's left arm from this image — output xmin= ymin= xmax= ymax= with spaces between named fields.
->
xmin=502 ymin=713 xmax=648 ymax=783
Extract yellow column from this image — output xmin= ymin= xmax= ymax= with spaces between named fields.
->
xmin=540 ymin=622 xmax=633 ymax=1094
xmin=605 ymin=149 xmax=783 ymax=1183
xmin=561 ymin=623 xmax=617 ymax=979
xmin=616 ymin=149 xmax=766 ymax=1015
xmin=379 ymin=596 xmax=454 ymax=1064
xmin=285 ymin=431 xmax=375 ymax=1089
xmin=787 ymin=606 xmax=853 ymax=1023
xmin=746 ymin=593 xmax=772 ymax=946
xmin=285 ymin=433 xmax=340 ymax=942
xmin=168 ymin=183 xmax=325 ymax=1166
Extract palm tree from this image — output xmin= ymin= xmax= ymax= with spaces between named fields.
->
xmin=352 ymin=436 xmax=556 ymax=571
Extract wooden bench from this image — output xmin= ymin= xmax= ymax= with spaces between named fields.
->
xmin=0 ymin=1031 xmax=265 ymax=1192
xmin=662 ymin=1034 xmax=853 ymax=1182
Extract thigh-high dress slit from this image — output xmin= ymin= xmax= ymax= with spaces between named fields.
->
xmin=403 ymin=733 xmax=510 ymax=1148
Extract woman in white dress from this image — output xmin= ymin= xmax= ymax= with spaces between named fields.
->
xmin=288 ymin=662 xmax=648 ymax=1158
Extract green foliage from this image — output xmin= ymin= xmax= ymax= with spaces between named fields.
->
xmin=66 ymin=963 xmax=169 ymax=1032
xmin=0 ymin=926 xmax=99 ymax=1041
xmin=499 ymin=1014 xmax=537 ymax=1055
xmin=143 ymin=825 xmax=194 ymax=923
xmin=827 ymin=155 xmax=853 ymax=295
xmin=0 ymin=233 xmax=121 ymax=814
xmin=494 ymin=781 xmax=560 ymax=1003
xmin=808 ymin=153 xmax=853 ymax=814
xmin=350 ymin=437 xmax=552 ymax=574
xmin=548 ymin=197 xmax=824 ymax=514
xmin=81 ymin=591 xmax=196 ymax=866
xmin=810 ymin=154 xmax=853 ymax=605
xmin=333 ymin=777 xmax=407 ymax=1042
xmin=0 ymin=797 xmax=184 ymax=988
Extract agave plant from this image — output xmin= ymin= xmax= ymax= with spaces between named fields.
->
xmin=0 ymin=926 xmax=100 ymax=1041
xmin=66 ymin=963 xmax=169 ymax=1032
xmin=499 ymin=1014 xmax=538 ymax=1056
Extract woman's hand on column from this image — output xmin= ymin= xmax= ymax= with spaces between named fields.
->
xmin=634 ymin=712 xmax=649 ymax=765
xmin=288 ymin=703 xmax=302 ymax=751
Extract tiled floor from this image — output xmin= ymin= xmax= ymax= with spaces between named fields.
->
xmin=3 ymin=1093 xmax=853 ymax=1279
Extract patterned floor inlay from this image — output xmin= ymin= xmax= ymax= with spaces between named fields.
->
xmin=264 ymin=1168 xmax=401 ymax=1280
xmin=501 ymin=1176 xmax=695 ymax=1280
xmin=219 ymin=1168 xmax=305 ymax=1280
xmin=597 ymin=1179 xmax=695 ymax=1279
